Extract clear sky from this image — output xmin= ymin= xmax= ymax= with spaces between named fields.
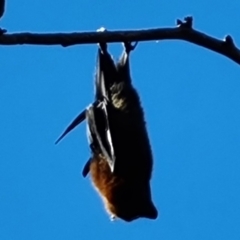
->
xmin=1 ymin=1 xmax=240 ymax=239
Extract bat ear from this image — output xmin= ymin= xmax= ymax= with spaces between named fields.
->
xmin=116 ymin=42 xmax=138 ymax=83
xmin=142 ymin=202 xmax=158 ymax=219
xmin=55 ymin=109 xmax=86 ymax=144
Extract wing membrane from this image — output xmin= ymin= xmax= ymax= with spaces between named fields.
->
xmin=85 ymin=100 xmax=115 ymax=173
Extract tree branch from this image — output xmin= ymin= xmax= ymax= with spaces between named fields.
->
xmin=0 ymin=16 xmax=240 ymax=65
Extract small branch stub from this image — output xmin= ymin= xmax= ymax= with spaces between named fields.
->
xmin=176 ymin=16 xmax=193 ymax=29
xmin=224 ymin=35 xmax=235 ymax=48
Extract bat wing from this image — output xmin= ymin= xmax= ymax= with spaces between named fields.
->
xmin=56 ymin=43 xmax=118 ymax=175
xmin=55 ymin=109 xmax=86 ymax=144
xmin=95 ymin=46 xmax=117 ymax=101
xmin=86 ymin=45 xmax=117 ymax=175
xmin=55 ymin=100 xmax=115 ymax=176
xmin=85 ymin=100 xmax=115 ymax=174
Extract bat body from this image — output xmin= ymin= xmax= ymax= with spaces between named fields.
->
xmin=56 ymin=42 xmax=157 ymax=222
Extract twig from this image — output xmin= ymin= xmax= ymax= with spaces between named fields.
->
xmin=0 ymin=16 xmax=240 ymax=65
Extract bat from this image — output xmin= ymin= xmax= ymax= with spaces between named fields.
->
xmin=56 ymin=41 xmax=158 ymax=222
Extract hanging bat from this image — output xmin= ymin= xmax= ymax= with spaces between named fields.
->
xmin=56 ymin=41 xmax=158 ymax=222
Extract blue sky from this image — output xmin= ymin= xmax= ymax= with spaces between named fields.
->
xmin=1 ymin=1 xmax=240 ymax=239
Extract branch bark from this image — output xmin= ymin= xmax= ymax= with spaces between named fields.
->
xmin=0 ymin=16 xmax=240 ymax=65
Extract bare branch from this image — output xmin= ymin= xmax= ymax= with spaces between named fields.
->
xmin=0 ymin=16 xmax=240 ymax=65
xmin=0 ymin=0 xmax=5 ymax=19
xmin=0 ymin=0 xmax=6 ymax=34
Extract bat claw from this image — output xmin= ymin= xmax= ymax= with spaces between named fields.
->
xmin=123 ymin=41 xmax=138 ymax=54
xmin=99 ymin=42 xmax=108 ymax=54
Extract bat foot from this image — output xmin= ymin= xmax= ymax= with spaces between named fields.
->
xmin=99 ymin=42 xmax=108 ymax=54
xmin=123 ymin=41 xmax=138 ymax=54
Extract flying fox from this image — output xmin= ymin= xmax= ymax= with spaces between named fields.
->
xmin=56 ymin=41 xmax=158 ymax=222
